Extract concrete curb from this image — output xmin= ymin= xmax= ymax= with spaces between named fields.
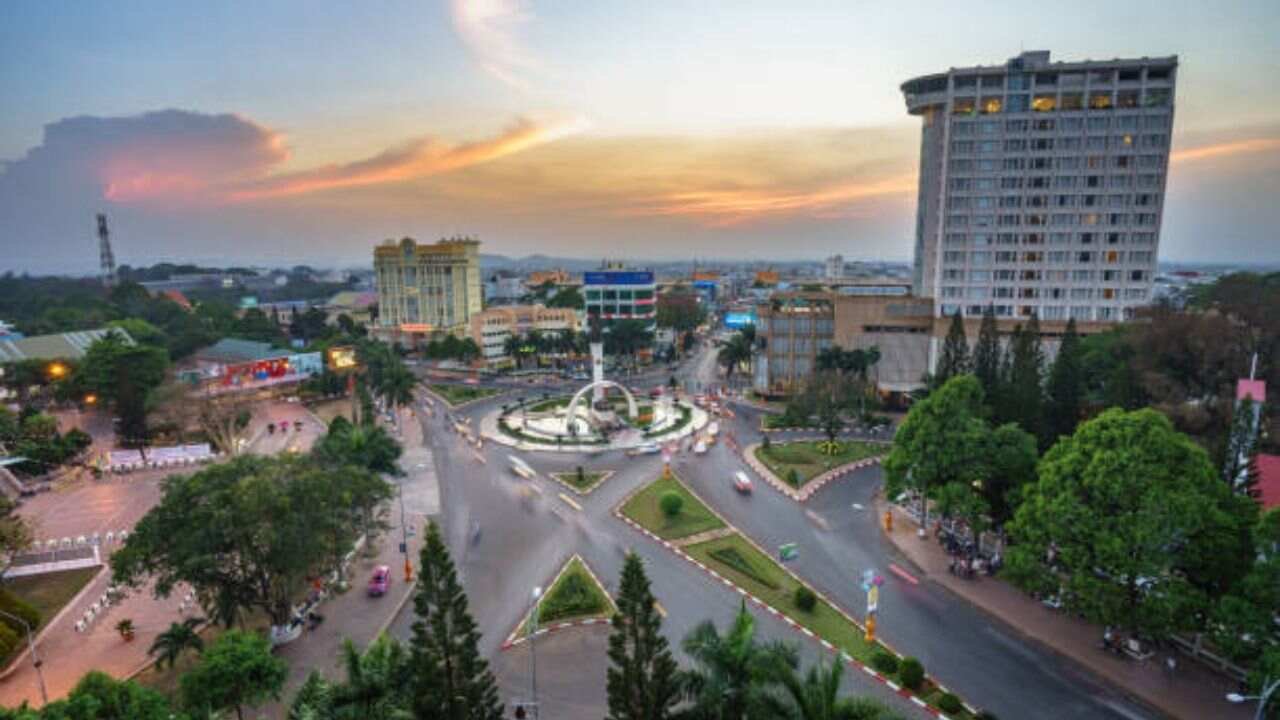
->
xmin=546 ymin=470 xmax=616 ymax=496
xmin=611 ymin=476 xmax=978 ymax=719
xmin=420 ymin=384 xmax=508 ymax=411
xmin=499 ymin=553 xmax=616 ymax=651
xmin=741 ymin=442 xmax=886 ymax=503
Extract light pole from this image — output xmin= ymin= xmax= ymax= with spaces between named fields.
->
xmin=399 ymin=475 xmax=411 ymax=582
xmin=528 ymin=586 xmax=542 ymax=720
xmin=1227 ymin=676 xmax=1279 ymax=720
xmin=0 ymin=608 xmax=47 ymax=706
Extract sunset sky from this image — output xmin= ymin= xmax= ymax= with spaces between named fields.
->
xmin=2 ymin=0 xmax=1278 ymax=273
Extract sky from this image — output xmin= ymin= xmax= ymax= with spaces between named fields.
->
xmin=1 ymin=0 xmax=1278 ymax=274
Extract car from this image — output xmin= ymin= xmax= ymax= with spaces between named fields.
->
xmin=367 ymin=565 xmax=391 ymax=596
xmin=694 ymin=440 xmax=708 ymax=455
xmin=733 ymin=471 xmax=753 ymax=494
xmin=634 ymin=442 xmax=661 ymax=455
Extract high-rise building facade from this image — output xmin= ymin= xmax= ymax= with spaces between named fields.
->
xmin=374 ymin=236 xmax=482 ymax=341
xmin=582 ymin=270 xmax=656 ymax=330
xmin=901 ymin=51 xmax=1176 ymax=322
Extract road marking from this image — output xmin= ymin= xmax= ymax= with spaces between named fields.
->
xmin=558 ymin=493 xmax=583 ymax=512
xmin=888 ymin=563 xmax=919 ymax=585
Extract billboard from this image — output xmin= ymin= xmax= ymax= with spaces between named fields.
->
xmin=584 ymin=271 xmax=654 ymax=286
xmin=326 ymin=345 xmax=359 ymax=372
xmin=724 ymin=312 xmax=757 ymax=329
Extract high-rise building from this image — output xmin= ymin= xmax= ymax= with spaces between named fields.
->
xmin=582 ymin=269 xmax=656 ymax=331
xmin=901 ymin=51 xmax=1176 ymax=322
xmin=824 ymin=254 xmax=844 ymax=280
xmin=373 ymin=236 xmax=482 ymax=343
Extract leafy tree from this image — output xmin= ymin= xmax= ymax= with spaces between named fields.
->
xmin=981 ymin=423 xmax=1039 ymax=528
xmin=0 ymin=670 xmax=186 ymax=720
xmin=148 ymin=617 xmax=204 ymax=669
xmin=971 ymin=305 xmax=1002 ymax=402
xmin=331 ymin=635 xmax=412 ymax=719
xmin=408 ymin=521 xmax=503 ymax=720
xmin=607 ymin=319 xmax=656 ymax=370
xmin=1043 ymin=317 xmax=1083 ymax=449
xmin=607 ymin=553 xmax=680 ymax=720
xmin=75 ymin=331 xmax=169 ymax=447
xmin=289 ymin=671 xmax=335 ymax=720
xmin=655 ymin=289 xmax=706 ymax=333
xmin=1078 ymin=328 xmax=1147 ymax=413
xmin=546 ymin=286 xmax=585 ymax=310
xmin=934 ymin=482 xmax=992 ymax=537
xmin=998 ymin=318 xmax=1045 ymax=440
xmin=883 ymin=376 xmax=990 ymax=512
xmin=1222 ymin=396 xmax=1262 ymax=494
xmin=935 ymin=311 xmax=970 ymax=386
xmin=679 ymin=601 xmax=797 ymax=720
xmin=0 ymin=496 xmax=33 ymax=577
xmin=314 ymin=416 xmax=403 ymax=476
xmin=1005 ymin=408 xmax=1247 ymax=641
xmin=1211 ymin=509 xmax=1280 ymax=682
xmin=718 ymin=334 xmax=752 ymax=386
xmin=113 ymin=455 xmax=390 ymax=630
xmin=763 ymin=657 xmax=904 ymax=720
xmin=180 ymin=629 xmax=286 ymax=720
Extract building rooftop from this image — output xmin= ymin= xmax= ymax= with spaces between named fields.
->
xmin=193 ymin=338 xmax=288 ymax=364
xmin=0 ymin=327 xmax=134 ymax=363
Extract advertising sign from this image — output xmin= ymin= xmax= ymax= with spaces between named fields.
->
xmin=327 ymin=345 xmax=358 ymax=372
xmin=584 ymin=271 xmax=654 ymax=286
xmin=723 ymin=312 xmax=757 ymax=329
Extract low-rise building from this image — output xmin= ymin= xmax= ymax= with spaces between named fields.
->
xmin=469 ymin=305 xmax=579 ymax=366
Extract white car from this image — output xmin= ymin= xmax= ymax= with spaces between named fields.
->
xmin=732 ymin=471 xmax=753 ymax=494
xmin=693 ymin=440 xmax=708 ymax=455
xmin=635 ymin=442 xmax=661 ymax=455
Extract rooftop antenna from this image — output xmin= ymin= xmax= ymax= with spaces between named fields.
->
xmin=96 ymin=213 xmax=116 ymax=288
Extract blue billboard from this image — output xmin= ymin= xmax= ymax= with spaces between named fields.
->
xmin=584 ymin=271 xmax=654 ymax=286
xmin=724 ymin=312 xmax=757 ymax=329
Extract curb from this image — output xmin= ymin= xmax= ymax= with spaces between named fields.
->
xmin=0 ymin=566 xmax=108 ymax=680
xmin=420 ymin=385 xmax=508 ymax=411
xmin=741 ymin=442 xmax=886 ymax=503
xmin=499 ymin=617 xmax=613 ymax=650
xmin=612 ymin=476 xmax=978 ymax=719
xmin=546 ymin=470 xmax=615 ymax=496
xmin=499 ymin=553 xmax=616 ymax=651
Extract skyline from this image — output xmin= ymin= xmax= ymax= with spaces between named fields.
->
xmin=2 ymin=1 xmax=1279 ymax=273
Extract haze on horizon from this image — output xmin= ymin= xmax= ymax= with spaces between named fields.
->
xmin=2 ymin=0 xmax=1278 ymax=274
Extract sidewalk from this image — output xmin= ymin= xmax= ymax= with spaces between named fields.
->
xmin=877 ymin=500 xmax=1250 ymax=720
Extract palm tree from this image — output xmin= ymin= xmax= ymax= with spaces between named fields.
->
xmin=148 ymin=617 xmax=204 ymax=669
xmin=762 ymin=657 xmax=903 ymax=720
xmin=330 ymin=635 xmax=412 ymax=720
xmin=718 ymin=334 xmax=751 ymax=388
xmin=315 ymin=417 xmax=403 ymax=476
xmin=377 ymin=365 xmax=416 ymax=421
xmin=680 ymin=602 xmax=797 ymax=720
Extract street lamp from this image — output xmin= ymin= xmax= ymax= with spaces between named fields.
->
xmin=0 ymin=608 xmax=47 ymax=706
xmin=46 ymin=362 xmax=67 ymax=381
xmin=528 ymin=586 xmax=543 ymax=720
xmin=1227 ymin=676 xmax=1279 ymax=720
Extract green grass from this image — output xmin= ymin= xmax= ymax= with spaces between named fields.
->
xmin=755 ymin=440 xmax=883 ymax=488
xmin=429 ymin=383 xmax=501 ymax=407
xmin=708 ymin=545 xmax=779 ymax=589
xmin=684 ymin=533 xmax=880 ymax=664
xmin=534 ymin=557 xmax=615 ymax=626
xmin=3 ymin=566 xmax=101 ymax=631
xmin=550 ymin=470 xmax=609 ymax=493
xmin=644 ymin=404 xmax=693 ymax=438
xmin=620 ymin=475 xmax=725 ymax=540
xmin=527 ymin=396 xmax=570 ymax=413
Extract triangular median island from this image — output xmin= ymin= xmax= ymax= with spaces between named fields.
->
xmin=504 ymin=554 xmax=617 ymax=645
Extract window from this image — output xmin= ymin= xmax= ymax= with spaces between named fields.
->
xmin=1031 ymin=157 xmax=1051 ymax=170
xmin=1071 ymin=306 xmax=1093 ymax=320
xmin=1087 ymin=155 xmax=1106 ymax=169
xmin=1086 ymin=175 xmax=1103 ymax=188
xmin=1136 ymin=213 xmax=1158 ymax=226
xmin=1071 ymin=288 xmax=1094 ymax=299
xmin=1042 ymin=306 xmax=1066 ymax=320
xmin=1073 ymin=270 xmax=1094 ymax=281
xmin=1024 ymin=232 xmax=1045 ymax=244
xmin=1110 ymin=175 xmax=1133 ymax=188
xmin=1077 ymin=251 xmax=1094 ymax=263
xmin=1105 ymin=250 xmax=1121 ymax=263
xmin=1116 ymin=115 xmax=1139 ymax=130
xmin=1102 ymin=270 xmax=1120 ymax=281
xmin=976 ymin=159 xmax=997 ymax=171
xmin=1129 ymin=270 xmax=1147 ymax=281
xmin=951 ymin=140 xmax=974 ymax=153
xmin=949 ymin=159 xmax=973 ymax=172
xmin=949 ymin=178 xmax=972 ymax=191
xmin=1060 ymin=117 xmax=1084 ymax=131
xmin=1059 ymin=138 xmax=1082 ymax=152
xmin=1090 ymin=92 xmax=1113 ymax=110
xmin=1138 ymin=155 xmax=1163 ymax=168
xmin=1006 ymin=95 xmax=1029 ymax=113
xmin=1108 ymin=213 xmax=1129 ymax=225
xmin=997 ymin=214 xmax=1020 ymax=227
xmin=1125 ymin=288 xmax=1147 ymax=300
xmin=1053 ymin=176 xmax=1078 ymax=189
xmin=1130 ymin=251 xmax=1153 ymax=263
xmin=1082 ymin=213 xmax=1101 ymax=226
xmin=945 ymin=233 xmax=967 ymax=245
xmin=1007 ymin=73 xmax=1031 ymax=91
xmin=1033 ymin=118 xmax=1056 ymax=132
xmin=974 ymin=214 xmax=994 ymax=227
xmin=1006 ymin=119 xmax=1029 ymax=132
xmin=1087 ymin=136 xmax=1108 ymax=150
xmin=1135 ymin=194 xmax=1155 ymax=206
xmin=954 ymin=75 xmax=978 ymax=89
xmin=972 ymin=178 xmax=994 ymax=191
xmin=949 ymin=197 xmax=971 ymax=210
xmin=942 ymin=286 xmax=964 ymax=298
xmin=981 ymin=97 xmax=1003 ymax=114
xmin=1060 ymin=93 xmax=1084 ymax=111
xmin=1119 ymin=68 xmax=1141 ymax=82
xmin=993 ymin=287 xmax=1014 ymax=299
xmin=1032 ymin=138 xmax=1055 ymax=151
xmin=952 ymin=97 xmax=976 ymax=115
xmin=1089 ymin=69 xmax=1114 ymax=84
xmin=978 ymin=120 xmax=1000 ymax=134
xmin=1088 ymin=117 xmax=1110 ymax=132
xmin=969 ymin=270 xmax=991 ymax=282
xmin=947 ymin=214 xmax=968 ymax=227
xmin=1080 ymin=232 xmax=1095 ymax=245
xmin=970 ymin=252 xmax=992 ymax=266
xmin=1025 ymin=214 xmax=1046 ymax=226
xmin=972 ymin=233 xmax=994 ymax=246
xmin=1054 ymin=194 xmax=1075 ymax=207
xmin=1114 ymin=155 xmax=1132 ymax=169
xmin=1035 ymin=72 xmax=1058 ymax=87
xmin=1051 ymin=213 xmax=1076 ymax=226
xmin=1027 ymin=195 xmax=1047 ymax=208
xmin=1117 ymin=90 xmax=1140 ymax=109
xmin=1023 ymin=252 xmax=1043 ymax=263
xmin=1138 ymin=174 xmax=1162 ymax=188
xmin=995 ymin=269 xmax=1015 ymax=281
xmin=1106 ymin=232 xmax=1124 ymax=245
xmin=1004 ymin=139 xmax=1026 ymax=152
xmin=1000 ymin=177 xmax=1024 ymax=190
xmin=967 ymin=287 xmax=990 ymax=299
xmin=996 ymin=251 xmax=1018 ymax=263
xmin=981 ymin=74 xmax=1004 ymax=88
xmin=999 ymin=196 xmax=1022 ymax=208
xmin=1001 ymin=158 xmax=1026 ymax=172
xmin=1032 ymin=94 xmax=1056 ymax=112
xmin=1144 ymin=88 xmax=1171 ymax=107
xmin=1049 ymin=251 xmax=1068 ymax=263
xmin=1050 ymin=232 xmax=1071 ymax=245
xmin=978 ymin=140 xmax=999 ymax=153
xmin=1144 ymin=115 xmax=1168 ymax=129
xmin=1143 ymin=134 xmax=1168 ymax=148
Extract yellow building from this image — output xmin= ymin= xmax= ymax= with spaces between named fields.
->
xmin=373 ymin=236 xmax=482 ymax=345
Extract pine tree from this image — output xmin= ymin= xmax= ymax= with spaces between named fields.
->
xmin=1005 ymin=315 xmax=1045 ymax=440
xmin=935 ymin=311 xmax=970 ymax=386
xmin=972 ymin=305 xmax=1002 ymax=403
xmin=289 ymin=671 xmax=334 ymax=720
xmin=606 ymin=553 xmax=680 ymax=720
xmin=409 ymin=521 xmax=503 ymax=720
xmin=1222 ymin=396 xmax=1260 ymax=494
xmin=1044 ymin=317 xmax=1084 ymax=450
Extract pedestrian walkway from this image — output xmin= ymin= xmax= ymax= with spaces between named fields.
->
xmin=878 ymin=500 xmax=1251 ymax=720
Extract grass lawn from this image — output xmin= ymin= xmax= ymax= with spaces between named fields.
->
xmin=532 ymin=557 xmax=615 ymax=627
xmin=550 ymin=469 xmax=610 ymax=493
xmin=755 ymin=440 xmax=883 ymax=488
xmin=620 ymin=475 xmax=725 ymax=541
xmin=684 ymin=533 xmax=880 ymax=664
xmin=527 ymin=396 xmax=570 ymax=413
xmin=428 ymin=383 xmax=501 ymax=407
xmin=3 ymin=566 xmax=102 ymax=631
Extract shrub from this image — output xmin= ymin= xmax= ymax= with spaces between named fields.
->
xmin=793 ymin=586 xmax=817 ymax=612
xmin=870 ymin=651 xmax=899 ymax=674
xmin=659 ymin=491 xmax=684 ymax=518
xmin=576 ymin=465 xmax=586 ymax=484
xmin=0 ymin=589 xmax=41 ymax=634
xmin=0 ymin=622 xmax=18 ymax=659
xmin=786 ymin=468 xmax=801 ymax=488
xmin=761 ymin=435 xmax=771 ymax=451
xmin=937 ymin=693 xmax=962 ymax=714
xmin=898 ymin=657 xmax=924 ymax=691
xmin=539 ymin=570 xmax=607 ymax=624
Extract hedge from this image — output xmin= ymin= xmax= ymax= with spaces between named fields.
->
xmin=898 ymin=657 xmax=924 ymax=691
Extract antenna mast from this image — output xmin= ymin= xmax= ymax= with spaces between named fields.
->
xmin=97 ymin=213 xmax=116 ymax=287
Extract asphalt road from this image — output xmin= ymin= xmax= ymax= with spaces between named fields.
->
xmin=386 ymin=343 xmax=1160 ymax=720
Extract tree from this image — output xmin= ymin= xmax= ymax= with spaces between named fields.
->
xmin=0 ymin=495 xmax=33 ymax=578
xmin=1005 ymin=408 xmax=1248 ymax=641
xmin=112 ymin=455 xmax=390 ymax=630
xmin=981 ymin=423 xmax=1038 ymax=529
xmin=679 ymin=601 xmax=797 ymax=720
xmin=180 ymin=629 xmax=286 ymax=720
xmin=194 ymin=391 xmax=255 ymax=456
xmin=1222 ymin=396 xmax=1261 ymax=495
xmin=763 ymin=656 xmax=903 ymax=720
xmin=1211 ymin=509 xmax=1280 ymax=681
xmin=1 ymin=670 xmax=185 ymax=720
xmin=972 ymin=305 xmax=1001 ymax=402
xmin=607 ymin=319 xmax=655 ymax=370
xmin=408 ymin=521 xmax=503 ymax=720
xmin=148 ymin=617 xmax=204 ymax=669
xmin=546 ymin=286 xmax=585 ymax=310
xmin=883 ymin=376 xmax=991 ymax=511
xmin=314 ymin=416 xmax=403 ymax=476
xmin=290 ymin=671 xmax=335 ymax=720
xmin=1043 ymin=317 xmax=1084 ymax=449
xmin=607 ymin=553 xmax=680 ymax=720
xmin=331 ymin=635 xmax=412 ymax=719
xmin=935 ymin=311 xmax=970 ymax=386
xmin=1000 ymin=316 xmax=1045 ymax=440
xmin=76 ymin=331 xmax=170 ymax=447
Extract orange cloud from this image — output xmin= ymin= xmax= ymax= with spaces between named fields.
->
xmin=625 ymin=173 xmax=917 ymax=227
xmin=1171 ymin=137 xmax=1280 ymax=163
xmin=226 ymin=116 xmax=586 ymax=202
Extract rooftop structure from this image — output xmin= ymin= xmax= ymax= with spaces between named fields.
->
xmin=0 ymin=328 xmax=133 ymax=363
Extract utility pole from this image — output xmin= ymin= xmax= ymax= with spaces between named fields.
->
xmin=0 ymin=609 xmax=47 ymax=706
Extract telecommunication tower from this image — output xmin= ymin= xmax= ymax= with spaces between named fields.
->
xmin=96 ymin=213 xmax=116 ymax=287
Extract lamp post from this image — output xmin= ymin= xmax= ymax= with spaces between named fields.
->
xmin=528 ymin=586 xmax=542 ymax=720
xmin=0 ymin=608 xmax=47 ymax=706
xmin=1227 ymin=676 xmax=1279 ymax=720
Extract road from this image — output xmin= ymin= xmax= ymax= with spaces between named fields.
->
xmin=385 ymin=342 xmax=1161 ymax=720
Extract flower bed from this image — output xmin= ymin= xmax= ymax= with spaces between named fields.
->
xmin=755 ymin=440 xmax=883 ymax=488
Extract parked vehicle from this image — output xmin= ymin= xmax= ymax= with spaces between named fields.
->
xmin=732 ymin=471 xmax=753 ymax=494
xmin=367 ymin=565 xmax=391 ymax=597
